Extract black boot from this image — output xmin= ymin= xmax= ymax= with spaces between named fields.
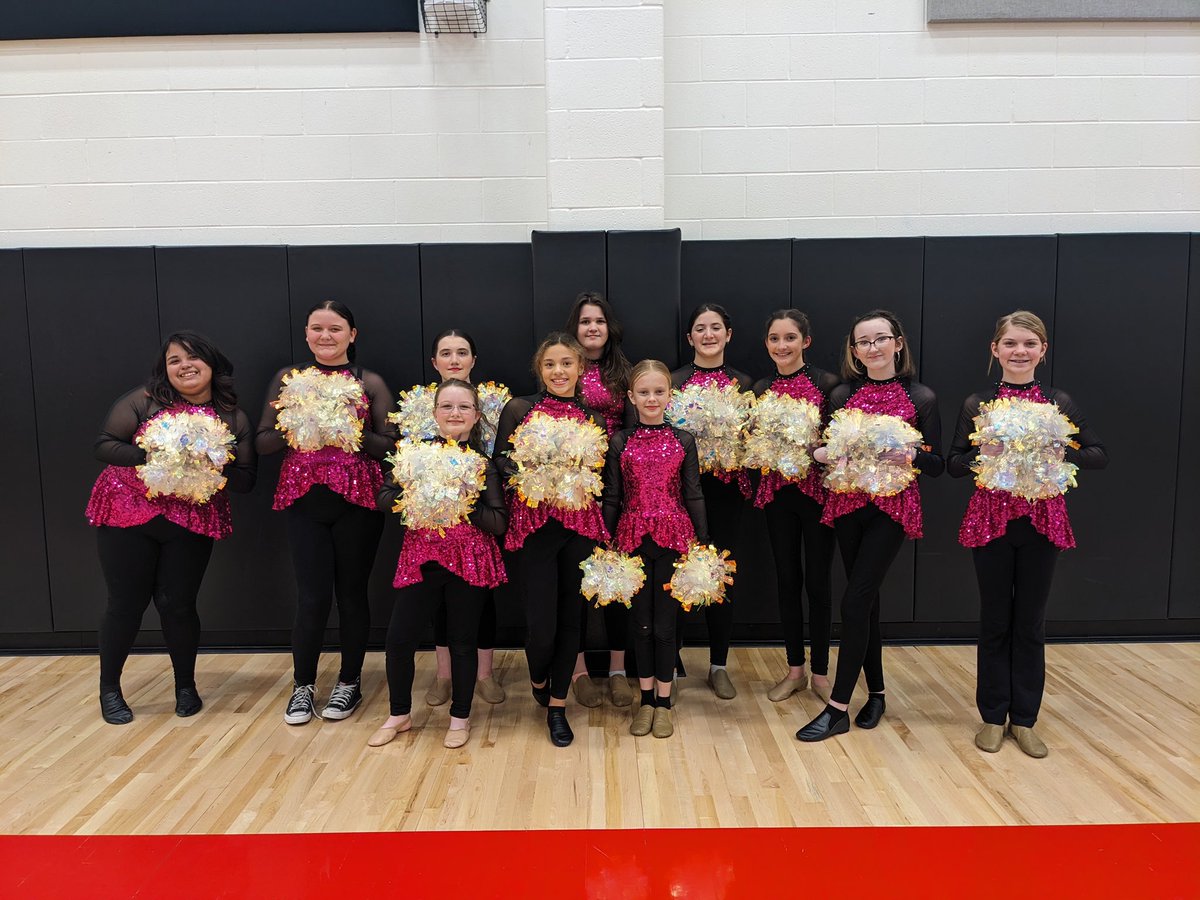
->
xmin=100 ymin=688 xmax=133 ymax=725
xmin=175 ymin=685 xmax=204 ymax=717
xmin=546 ymin=707 xmax=573 ymax=747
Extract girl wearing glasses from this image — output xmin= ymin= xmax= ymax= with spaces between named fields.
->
xmin=948 ymin=311 xmax=1107 ymax=758
xmin=371 ymin=379 xmax=508 ymax=750
xmin=796 ymin=310 xmax=943 ymax=742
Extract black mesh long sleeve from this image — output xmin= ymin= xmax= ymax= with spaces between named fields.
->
xmin=677 ymin=429 xmax=709 ymax=543
xmin=908 ymin=381 xmax=945 ymax=478
xmin=94 ymin=388 xmax=151 ymax=467
xmin=601 ymin=429 xmax=627 ymax=540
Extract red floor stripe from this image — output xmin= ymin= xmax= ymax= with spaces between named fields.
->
xmin=2 ymin=824 xmax=1197 ymax=899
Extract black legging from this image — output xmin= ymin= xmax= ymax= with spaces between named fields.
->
xmin=386 ymin=562 xmax=488 ymax=719
xmin=764 ymin=485 xmax=836 ymax=674
xmin=830 ymin=504 xmax=905 ymax=706
xmin=518 ymin=519 xmax=593 ymax=700
xmin=286 ymin=485 xmax=384 ymax=686
xmin=96 ymin=518 xmax=214 ymax=690
xmin=973 ymin=516 xmax=1060 ymax=728
xmin=580 ymin=596 xmax=629 ymax=655
xmin=676 ymin=473 xmax=742 ymax=666
xmin=434 ymin=592 xmax=496 ymax=651
xmin=632 ymin=539 xmax=680 ymax=685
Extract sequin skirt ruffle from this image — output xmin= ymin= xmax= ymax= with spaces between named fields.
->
xmin=273 ymin=446 xmax=382 ymax=511
xmin=709 ymin=467 xmax=753 ymax=498
xmin=959 ymin=489 xmax=1075 ymax=550
xmin=86 ymin=465 xmax=231 ymax=540
xmin=504 ymin=498 xmax=608 ymax=551
xmin=394 ymin=524 xmax=508 ymax=589
xmin=754 ymin=467 xmax=825 ymax=509
xmin=615 ymin=510 xmax=694 ymax=555
xmin=822 ymin=482 xmax=923 ymax=539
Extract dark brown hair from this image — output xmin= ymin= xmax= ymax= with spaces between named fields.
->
xmin=147 ymin=331 xmax=237 ymax=411
xmin=531 ymin=332 xmax=587 ymax=394
xmin=565 ymin=291 xmax=631 ymax=396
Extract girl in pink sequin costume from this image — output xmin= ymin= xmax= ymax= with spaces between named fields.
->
xmin=603 ymin=361 xmax=707 ymax=739
xmin=669 ymin=304 xmax=753 ymax=702
xmin=256 ymin=301 xmax=397 ymax=727
xmin=797 ymin=310 xmax=944 ymax=743
xmin=566 ymin=292 xmax=637 ymax=710
xmin=948 ymin=311 xmax=1108 ymax=759
xmin=750 ymin=310 xmax=841 ymax=706
xmin=493 ymin=333 xmax=610 ymax=747
xmin=86 ymin=331 xmax=256 ymax=726
xmin=422 ymin=329 xmax=508 ymax=711
xmin=369 ymin=380 xmax=508 ymax=752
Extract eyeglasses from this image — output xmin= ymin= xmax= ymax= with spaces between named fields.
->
xmin=852 ymin=336 xmax=897 ymax=351
xmin=436 ymin=403 xmax=477 ymax=414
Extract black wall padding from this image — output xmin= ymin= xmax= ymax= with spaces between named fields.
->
xmin=1052 ymin=233 xmax=1190 ymax=620
xmin=607 ymin=230 xmax=682 ymax=369
xmin=917 ymin=236 xmax=1058 ymax=623
xmin=792 ymin=238 xmax=926 ymax=623
xmin=531 ymin=231 xmax=608 ymax=342
xmin=155 ymin=247 xmax=295 ymax=631
xmin=24 ymin=248 xmax=161 ymax=632
xmin=0 ymin=251 xmax=52 ymax=632
xmin=1171 ymin=235 xmax=1200 ymax=619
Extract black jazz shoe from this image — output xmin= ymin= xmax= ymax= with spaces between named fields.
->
xmin=854 ymin=694 xmax=886 ymax=729
xmin=796 ymin=706 xmax=849 ymax=742
xmin=546 ymin=708 xmax=574 ymax=747
xmin=531 ymin=682 xmax=551 ymax=708
xmin=100 ymin=689 xmax=133 ymax=725
xmin=175 ymin=686 xmax=204 ymax=718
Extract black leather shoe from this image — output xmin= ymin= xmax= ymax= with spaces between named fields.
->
xmin=546 ymin=708 xmax=574 ymax=747
xmin=854 ymin=694 xmax=886 ymax=729
xmin=100 ymin=689 xmax=133 ymax=725
xmin=796 ymin=707 xmax=849 ymax=742
xmin=175 ymin=686 xmax=203 ymax=717
xmin=531 ymin=682 xmax=551 ymax=708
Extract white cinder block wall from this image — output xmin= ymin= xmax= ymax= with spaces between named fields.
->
xmin=0 ymin=0 xmax=1197 ymax=246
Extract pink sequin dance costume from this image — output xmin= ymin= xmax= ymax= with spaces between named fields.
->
xmin=87 ymin=388 xmax=256 ymax=711
xmin=948 ymin=381 xmax=1107 ymax=730
xmin=256 ymin=362 xmax=396 ymax=698
xmin=377 ymin=438 xmax=508 ymax=723
xmin=750 ymin=364 xmax=841 ymax=683
xmin=601 ymin=422 xmax=708 ymax=696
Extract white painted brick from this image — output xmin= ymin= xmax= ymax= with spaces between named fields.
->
xmin=0 ymin=97 xmax=45 ymax=140
xmin=666 ymin=37 xmax=702 ymax=83
xmin=642 ymin=156 xmax=665 ymax=206
xmin=266 ymin=181 xmax=397 ymax=226
xmin=549 ymin=158 xmax=644 ymax=207
xmin=1055 ymin=35 xmax=1145 ymax=76
xmin=0 ymin=186 xmax=51 ymax=231
xmin=441 ymin=222 xmax=541 ymax=242
xmin=566 ymin=109 xmax=663 ymax=158
xmin=1144 ymin=34 xmax=1200 ymax=76
xmin=743 ymin=0 xmax=836 ymax=35
xmin=0 ymin=46 xmax=82 ymax=95
xmin=348 ymin=134 xmax=441 ymax=179
xmin=260 ymin=135 xmax=352 ymax=181
xmin=433 ymin=39 xmax=528 ymax=87
xmin=123 ymin=92 xmax=216 ymax=138
xmin=960 ymin=123 xmax=1055 ymax=169
xmin=665 ymin=129 xmax=701 ymax=174
xmin=301 ymin=90 xmax=392 ymax=135
xmin=86 ymin=138 xmax=177 ymax=183
xmin=546 ymin=7 xmax=662 ymax=61
xmin=480 ymin=87 xmax=546 ymax=133
xmin=665 ymin=83 xmax=746 ymax=128
xmin=549 ymin=205 xmax=664 ymax=230
xmin=835 ymin=80 xmax=923 ymax=125
xmin=701 ymin=36 xmax=790 ymax=81
xmin=832 ymin=171 xmax=921 ymax=216
xmin=701 ymin=128 xmax=788 ymax=173
xmin=1006 ymin=169 xmax=1098 ymax=213
xmin=0 ymin=139 xmax=87 ymax=185
xmin=702 ymin=217 xmax=793 ymax=239
xmin=39 ymin=94 xmax=131 ymax=139
xmin=1053 ymin=123 xmax=1144 ymax=167
xmin=485 ymin=0 xmax=545 ymax=40
xmin=1139 ymin=123 xmax=1200 ymax=166
xmin=663 ymin=0 xmax=745 ymax=37
xmin=1094 ymin=168 xmax=1186 ymax=212
xmin=391 ymin=88 xmax=481 ymax=133
xmin=482 ymin=177 xmax=547 ymax=221
xmin=255 ymin=46 xmax=349 ymax=89
xmin=438 ymin=132 xmax=546 ymax=177
xmin=664 ymin=218 xmax=703 ymax=240
xmin=1135 ymin=211 xmax=1200 ymax=231
xmin=665 ymin=174 xmax=745 ymax=218
xmin=1011 ymin=77 xmax=1102 ymax=123
xmin=1100 ymin=77 xmax=1195 ymax=121
xmin=921 ymin=170 xmax=1010 ymax=215
xmin=791 ymin=216 xmax=879 ymax=238
xmin=166 ymin=47 xmax=257 ymax=91
xmin=522 ymin=40 xmax=547 ymax=85
xmin=746 ymin=172 xmax=835 ymax=218
xmin=835 ymin=1 xmax=926 ymax=34
xmin=49 ymin=183 xmax=140 ymax=229
xmin=641 ymin=57 xmax=666 ymax=108
xmin=175 ymin=136 xmax=264 ymax=181
xmin=394 ymin=178 xmax=479 ymax=224
xmin=966 ymin=34 xmax=1057 ymax=77
xmin=546 ymin=59 xmax=646 ymax=110
xmin=878 ymin=33 xmax=970 ymax=79
xmin=924 ymin=78 xmax=1012 ymax=124
xmin=546 ymin=109 xmax=570 ymax=160
xmin=215 ymin=91 xmax=303 ymax=136
xmin=789 ymin=126 xmax=878 ymax=172
xmin=790 ymin=34 xmax=880 ymax=81
xmin=345 ymin=43 xmax=436 ymax=88
xmin=746 ymin=81 xmax=836 ymax=127
xmin=877 ymin=124 xmax=968 ymax=170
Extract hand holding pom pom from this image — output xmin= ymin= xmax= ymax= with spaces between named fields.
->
xmin=580 ymin=547 xmax=646 ymax=608
xmin=970 ymin=398 xmax=1079 ymax=500
xmin=666 ymin=543 xmax=736 ymax=612
xmin=822 ymin=408 xmax=922 ymax=497
xmin=273 ymin=367 xmax=368 ymax=453
xmin=136 ymin=407 xmax=236 ymax=504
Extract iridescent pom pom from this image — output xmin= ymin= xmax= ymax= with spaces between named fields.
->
xmin=508 ymin=411 xmax=607 ymax=511
xmin=273 ymin=367 xmax=368 ymax=452
xmin=388 ymin=383 xmax=439 ymax=442
xmin=743 ymin=392 xmax=823 ymax=480
xmin=384 ymin=439 xmax=486 ymax=534
xmin=665 ymin=382 xmax=752 ymax=474
xmin=136 ymin=407 xmax=235 ymax=504
xmin=580 ymin=546 xmax=646 ymax=608
xmin=665 ymin=543 xmax=736 ymax=612
xmin=970 ymin=397 xmax=1079 ymax=501
xmin=476 ymin=381 xmax=512 ymax=456
xmin=822 ymin=407 xmax=922 ymax=498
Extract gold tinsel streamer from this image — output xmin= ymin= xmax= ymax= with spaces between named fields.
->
xmin=970 ymin=397 xmax=1079 ymax=501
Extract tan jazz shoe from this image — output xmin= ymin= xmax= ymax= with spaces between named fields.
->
xmin=1010 ymin=724 xmax=1048 ymax=758
xmin=707 ymin=668 xmax=737 ymax=700
xmin=767 ymin=673 xmax=809 ymax=702
xmin=651 ymin=706 xmax=674 ymax=739
xmin=630 ymin=704 xmax=654 ymax=736
xmin=425 ymin=677 xmax=451 ymax=707
xmin=443 ymin=722 xmax=471 ymax=749
xmin=572 ymin=675 xmax=604 ymax=708
xmin=974 ymin=723 xmax=1005 ymax=753
xmin=609 ymin=675 xmax=634 ymax=708
xmin=476 ymin=676 xmax=505 ymax=705
xmin=367 ymin=717 xmax=412 ymax=748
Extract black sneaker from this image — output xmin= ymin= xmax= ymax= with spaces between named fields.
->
xmin=322 ymin=679 xmax=363 ymax=721
xmin=284 ymin=683 xmax=316 ymax=725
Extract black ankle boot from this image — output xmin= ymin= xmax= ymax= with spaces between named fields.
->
xmin=546 ymin=707 xmax=573 ymax=747
xmin=531 ymin=682 xmax=551 ymax=708
xmin=175 ymin=685 xmax=203 ymax=717
xmin=854 ymin=693 xmax=886 ymax=729
xmin=100 ymin=688 xmax=133 ymax=725
xmin=796 ymin=705 xmax=849 ymax=742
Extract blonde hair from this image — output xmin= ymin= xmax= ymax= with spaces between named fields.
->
xmin=628 ymin=359 xmax=672 ymax=391
xmin=988 ymin=310 xmax=1048 ymax=375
